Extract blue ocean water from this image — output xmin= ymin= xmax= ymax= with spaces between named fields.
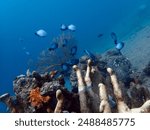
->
xmin=0 ymin=0 xmax=149 ymax=112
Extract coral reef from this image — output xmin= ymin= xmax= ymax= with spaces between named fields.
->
xmin=73 ymin=59 xmax=150 ymax=113
xmin=29 ymin=87 xmax=50 ymax=109
xmin=36 ymin=33 xmax=78 ymax=75
xmin=70 ymin=49 xmax=132 ymax=93
xmin=0 ymin=49 xmax=150 ymax=113
xmin=0 ymin=69 xmax=80 ymax=113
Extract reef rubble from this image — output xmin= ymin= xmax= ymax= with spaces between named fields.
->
xmin=0 ymin=49 xmax=150 ymax=113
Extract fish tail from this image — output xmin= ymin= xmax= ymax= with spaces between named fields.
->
xmin=114 ymin=40 xmax=118 ymax=45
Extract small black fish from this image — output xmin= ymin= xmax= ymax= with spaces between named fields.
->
xmin=111 ymin=32 xmax=118 ymax=45
xmin=84 ymin=49 xmax=96 ymax=63
xmin=70 ymin=46 xmax=77 ymax=56
xmin=97 ymin=33 xmax=103 ymax=38
xmin=49 ymin=42 xmax=58 ymax=51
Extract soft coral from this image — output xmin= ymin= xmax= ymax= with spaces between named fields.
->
xmin=29 ymin=87 xmax=50 ymax=108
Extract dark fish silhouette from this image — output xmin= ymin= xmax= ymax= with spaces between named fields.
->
xmin=111 ymin=32 xmax=125 ymax=51
xmin=48 ymin=42 xmax=58 ymax=51
xmin=97 ymin=33 xmax=103 ymax=38
xmin=84 ymin=49 xmax=96 ymax=63
xmin=111 ymin=32 xmax=117 ymax=45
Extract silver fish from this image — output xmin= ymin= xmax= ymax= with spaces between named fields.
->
xmin=35 ymin=29 xmax=47 ymax=37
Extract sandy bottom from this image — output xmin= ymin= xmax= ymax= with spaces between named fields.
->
xmin=122 ymin=24 xmax=150 ymax=71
